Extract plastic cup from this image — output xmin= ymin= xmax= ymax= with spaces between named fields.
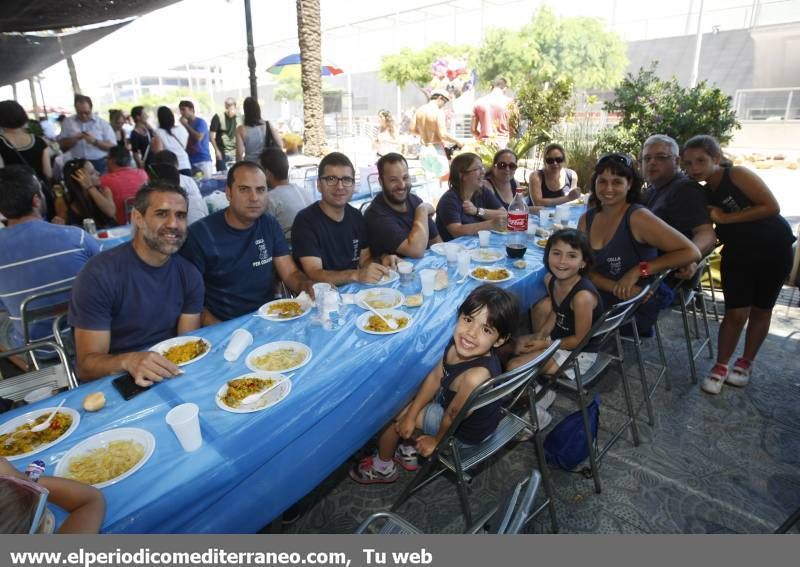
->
xmin=397 ymin=261 xmax=413 ymax=283
xmin=457 ymin=250 xmax=471 ymax=277
xmin=165 ymin=403 xmax=202 ymax=452
xmin=478 ymin=230 xmax=490 ymax=247
xmin=312 ymin=282 xmax=332 ymax=313
xmin=419 ymin=269 xmax=437 ymax=297
xmin=445 ymin=243 xmax=460 ymax=266
xmin=224 ymin=328 xmax=253 ymax=362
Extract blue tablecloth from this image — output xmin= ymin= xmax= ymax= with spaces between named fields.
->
xmin=2 ymin=206 xmax=586 ymax=533
xmin=94 ymin=225 xmax=133 ymax=251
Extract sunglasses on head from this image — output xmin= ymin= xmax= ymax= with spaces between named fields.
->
xmin=495 ymin=162 xmax=517 ymax=171
xmin=545 ymin=156 xmax=565 ymax=165
xmin=597 ymin=153 xmax=633 ymax=168
xmin=1 ymin=475 xmax=49 ymax=534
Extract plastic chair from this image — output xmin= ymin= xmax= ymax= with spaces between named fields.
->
xmin=357 ymin=469 xmax=542 ymax=535
xmin=673 ymin=258 xmax=715 ymax=383
xmin=20 ymin=285 xmax=73 ymax=370
xmin=366 ymin=172 xmax=381 ymax=197
xmin=0 ymin=341 xmax=78 ymax=401
xmin=391 ymin=341 xmax=560 ymax=529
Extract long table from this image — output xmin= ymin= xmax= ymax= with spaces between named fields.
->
xmin=2 ymin=213 xmax=583 ymax=533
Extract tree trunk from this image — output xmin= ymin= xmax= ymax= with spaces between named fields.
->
xmin=296 ymin=0 xmax=325 ymax=156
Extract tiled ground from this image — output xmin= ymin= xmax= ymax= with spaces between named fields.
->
xmin=278 ymin=287 xmax=800 ymax=534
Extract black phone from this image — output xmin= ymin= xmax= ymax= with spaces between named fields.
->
xmin=111 ymin=374 xmax=150 ymax=401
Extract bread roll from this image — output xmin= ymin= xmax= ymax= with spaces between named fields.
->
xmin=82 ymin=392 xmax=106 ymax=412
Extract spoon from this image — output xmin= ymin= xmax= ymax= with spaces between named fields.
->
xmin=367 ymin=307 xmax=398 ymax=330
xmin=240 ymin=380 xmax=283 ymax=406
xmin=29 ymin=400 xmax=66 ymax=432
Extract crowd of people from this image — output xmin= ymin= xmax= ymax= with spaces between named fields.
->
xmin=0 ymin=85 xmax=795 ymax=531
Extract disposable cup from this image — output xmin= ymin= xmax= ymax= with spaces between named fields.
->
xmin=477 ymin=230 xmax=490 ymax=248
xmin=224 ymin=328 xmax=253 ymax=362
xmin=166 ymin=403 xmax=202 ymax=452
xmin=312 ymin=282 xmax=333 ymax=312
xmin=397 ymin=261 xmax=413 ymax=283
xmin=445 ymin=243 xmax=460 ymax=265
xmin=419 ymin=269 xmax=437 ymax=297
xmin=457 ymin=250 xmax=471 ymax=277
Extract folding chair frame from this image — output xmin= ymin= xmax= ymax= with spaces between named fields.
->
xmin=20 ymin=285 xmax=73 ymax=370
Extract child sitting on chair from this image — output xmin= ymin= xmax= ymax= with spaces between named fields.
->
xmin=350 ymin=284 xmax=519 ymax=484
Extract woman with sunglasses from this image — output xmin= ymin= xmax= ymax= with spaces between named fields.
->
xmin=529 ymin=143 xmax=581 ymax=207
xmin=435 ymin=152 xmax=506 ymax=241
xmin=0 ymin=457 xmax=104 ymax=533
xmin=578 ymin=153 xmax=699 ymax=330
xmin=484 ymin=149 xmax=540 ymax=213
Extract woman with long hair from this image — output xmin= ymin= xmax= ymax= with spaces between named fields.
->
xmin=154 ymin=106 xmax=191 ymax=175
xmin=373 ymin=109 xmax=399 ymax=156
xmin=682 ymin=135 xmax=795 ymax=394
xmin=62 ymin=158 xmax=116 ymax=228
xmin=235 ymin=97 xmax=283 ymax=163
xmin=434 ymin=152 xmax=506 ymax=241
xmin=529 ymin=142 xmax=581 ymax=207
xmin=484 ymin=149 xmax=539 ymax=213
xmin=578 ymin=153 xmax=699 ymax=331
xmin=108 ymin=109 xmax=128 ymax=150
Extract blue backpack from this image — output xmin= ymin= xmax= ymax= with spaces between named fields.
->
xmin=543 ymin=394 xmax=600 ymax=471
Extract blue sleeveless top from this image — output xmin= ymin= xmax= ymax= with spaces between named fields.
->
xmin=538 ymin=169 xmax=574 ymax=199
xmin=548 ymin=275 xmax=604 ymax=344
xmin=439 ymin=340 xmax=503 ymax=444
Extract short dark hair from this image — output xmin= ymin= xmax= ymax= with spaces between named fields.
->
xmin=492 ymin=148 xmax=516 ymax=165
xmin=376 ymin=152 xmax=407 ymax=181
xmin=226 ymin=160 xmax=265 ymax=188
xmin=74 ymin=94 xmax=93 ymax=108
xmin=544 ymin=228 xmax=594 ymax=276
xmin=148 ymin=163 xmax=180 ymax=186
xmin=152 ymin=150 xmax=178 ymax=168
xmin=683 ymin=134 xmax=726 ymax=161
xmin=589 ymin=153 xmax=642 ymax=211
xmin=178 ymin=100 xmax=194 ymax=111
xmin=317 ymin=152 xmax=354 ymax=179
xmin=0 ymin=165 xmax=40 ymax=218
xmin=130 ymin=106 xmax=145 ymax=121
xmin=0 ymin=100 xmax=29 ymax=129
xmin=242 ymin=97 xmax=262 ymax=127
xmin=133 ymin=180 xmax=187 ymax=215
xmin=259 ymin=147 xmax=289 ymax=180
xmin=458 ymin=284 xmax=519 ymax=342
xmin=107 ymin=145 xmax=132 ymax=168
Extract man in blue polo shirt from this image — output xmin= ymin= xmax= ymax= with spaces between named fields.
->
xmin=180 ymin=161 xmax=314 ymax=324
xmin=292 ymin=152 xmax=397 ymax=285
xmin=69 ymin=181 xmax=204 ymax=387
xmin=365 ymin=152 xmax=441 ymax=259
xmin=179 ymin=100 xmax=214 ymax=179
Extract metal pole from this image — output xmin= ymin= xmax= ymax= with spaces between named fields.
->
xmin=37 ymin=77 xmax=47 ymax=119
xmin=28 ymin=79 xmax=39 ymax=118
xmin=244 ymin=0 xmax=258 ymax=98
xmin=395 ymin=9 xmax=401 ymax=120
xmin=689 ymin=0 xmax=705 ymax=87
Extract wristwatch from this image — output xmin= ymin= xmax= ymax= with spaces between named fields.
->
xmin=476 ymin=207 xmax=486 ymax=218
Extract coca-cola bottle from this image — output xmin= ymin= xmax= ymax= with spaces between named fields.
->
xmin=506 ymin=187 xmax=528 ymax=259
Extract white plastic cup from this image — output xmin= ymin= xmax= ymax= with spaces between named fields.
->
xmin=224 ymin=328 xmax=253 ymax=362
xmin=165 ymin=403 xmax=202 ymax=452
xmin=419 ymin=269 xmax=437 ymax=297
xmin=312 ymin=282 xmax=332 ymax=313
xmin=457 ymin=250 xmax=471 ymax=277
xmin=445 ymin=243 xmax=460 ymax=265
xmin=478 ymin=230 xmax=490 ymax=247
xmin=397 ymin=261 xmax=413 ymax=283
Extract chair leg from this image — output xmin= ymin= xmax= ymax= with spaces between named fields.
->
xmin=392 ymin=450 xmax=440 ymax=513
xmin=629 ymin=318 xmax=655 ymax=426
xmin=654 ymin=320 xmax=670 ymax=392
xmin=528 ymin=387 xmax=559 ymax=533
xmin=697 ymin=290 xmax=715 ymax=359
xmin=615 ymin=333 xmax=640 ymax=446
xmin=680 ymin=288 xmax=698 ymax=384
xmin=705 ymin=263 xmax=720 ymax=322
xmin=574 ymin=384 xmax=602 ymax=494
xmin=450 ymin=446 xmax=473 ymax=527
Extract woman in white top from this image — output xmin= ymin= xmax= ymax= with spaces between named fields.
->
xmin=373 ymin=109 xmax=399 ymax=157
xmin=155 ymin=106 xmax=191 ymax=175
xmin=235 ymin=97 xmax=283 ymax=163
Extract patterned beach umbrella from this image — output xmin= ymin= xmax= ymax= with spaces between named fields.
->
xmin=267 ymin=53 xmax=344 ymax=76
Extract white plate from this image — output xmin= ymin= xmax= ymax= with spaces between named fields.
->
xmin=149 ymin=336 xmax=211 ymax=367
xmin=470 ymin=248 xmax=505 ymax=263
xmin=364 ymin=270 xmax=399 ymax=286
xmin=257 ymin=298 xmax=312 ymax=321
xmin=491 ymin=228 xmax=509 ymax=235
xmin=0 ymin=407 xmax=81 ymax=462
xmin=355 ymin=288 xmax=405 ymax=311
xmin=430 ymin=242 xmax=448 ymax=255
xmin=469 ymin=267 xmax=513 ymax=283
xmin=54 ymin=427 xmax=155 ymax=489
xmin=215 ymin=372 xmax=292 ymax=413
xmin=356 ymin=309 xmax=413 ymax=335
xmin=245 ymin=341 xmax=312 ymax=374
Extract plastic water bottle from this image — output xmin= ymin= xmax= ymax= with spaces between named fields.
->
xmin=506 ymin=188 xmax=528 ymax=259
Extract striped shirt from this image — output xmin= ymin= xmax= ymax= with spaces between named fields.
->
xmin=0 ymin=220 xmax=100 ymax=347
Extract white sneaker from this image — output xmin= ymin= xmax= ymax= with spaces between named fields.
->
xmin=536 ymin=406 xmax=553 ymax=430
xmin=726 ymin=358 xmax=751 ymax=387
xmin=537 ymin=389 xmax=557 ymax=411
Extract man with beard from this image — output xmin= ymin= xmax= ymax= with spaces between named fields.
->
xmin=68 ymin=180 xmax=204 ymax=386
xmin=365 ymin=152 xmax=441 ymax=258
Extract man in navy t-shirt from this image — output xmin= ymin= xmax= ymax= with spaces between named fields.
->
xmin=365 ymin=152 xmax=441 ymax=259
xmin=180 ymin=161 xmax=314 ymax=324
xmin=292 ymin=152 xmax=397 ymax=285
xmin=69 ymin=181 xmax=205 ymax=387
xmin=179 ymin=100 xmax=213 ymax=179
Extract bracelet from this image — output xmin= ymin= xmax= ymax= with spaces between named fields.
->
xmin=639 ymin=261 xmax=651 ymax=278
xmin=476 ymin=207 xmax=485 ymax=218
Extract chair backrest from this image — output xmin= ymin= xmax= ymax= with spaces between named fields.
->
xmin=366 ymin=172 xmax=381 ymax=197
xmin=20 ymin=285 xmax=73 ymax=345
xmin=0 ymin=341 xmax=78 ymax=400
xmin=492 ymin=469 xmax=542 ymax=534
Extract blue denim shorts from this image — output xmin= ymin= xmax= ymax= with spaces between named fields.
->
xmin=421 ymin=401 xmax=444 ymax=436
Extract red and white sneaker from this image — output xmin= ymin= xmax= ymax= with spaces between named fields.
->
xmin=702 ymin=363 xmax=728 ymax=395
xmin=726 ymin=358 xmax=752 ymax=387
xmin=349 ymin=455 xmax=399 ymax=484
xmin=394 ymin=445 xmax=419 ymax=471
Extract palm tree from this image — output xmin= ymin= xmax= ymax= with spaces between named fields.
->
xmin=296 ymin=0 xmax=324 ymax=156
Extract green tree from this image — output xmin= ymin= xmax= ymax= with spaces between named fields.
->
xmin=598 ymin=63 xmax=741 ymax=155
xmin=122 ymin=89 xmax=213 ymax=116
xmin=474 ymin=6 xmax=626 ymax=90
xmin=509 ymin=77 xmax=574 ymax=158
xmin=380 ymin=43 xmax=472 ymax=88
xmin=272 ymin=68 xmax=342 ymax=103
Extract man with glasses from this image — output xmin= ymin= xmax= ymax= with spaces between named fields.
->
xmin=58 ymin=94 xmax=116 ymax=175
xmin=292 ymin=152 xmax=396 ymax=284
xmin=365 ymin=152 xmax=441 ymax=259
xmin=641 ymin=134 xmax=716 ymax=279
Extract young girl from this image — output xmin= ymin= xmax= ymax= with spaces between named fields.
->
xmin=0 ymin=457 xmax=105 ymax=533
xmin=682 ymin=135 xmax=795 ymax=394
xmin=350 ymin=284 xmax=519 ymax=484
xmin=508 ymin=229 xmax=604 ymax=426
